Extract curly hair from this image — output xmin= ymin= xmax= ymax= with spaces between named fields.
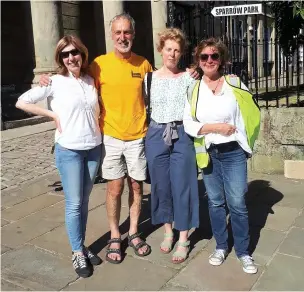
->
xmin=156 ymin=28 xmax=188 ymax=54
xmin=193 ymin=37 xmax=229 ymax=72
xmin=55 ymin=35 xmax=89 ymax=76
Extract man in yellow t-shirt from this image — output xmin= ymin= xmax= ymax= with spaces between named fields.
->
xmin=89 ymin=13 xmax=153 ymax=264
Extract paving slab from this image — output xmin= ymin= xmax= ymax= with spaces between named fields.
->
xmin=64 ymin=255 xmax=177 ymax=291
xmin=160 ymin=283 xmax=191 ymax=291
xmin=1 ymin=279 xmax=30 ymax=291
xmin=294 ymin=211 xmax=304 ymax=228
xmin=1 ymin=193 xmax=63 ymax=221
xmin=1 ymin=201 xmax=65 ymax=248
xmin=278 ymin=227 xmax=304 ymax=258
xmin=1 ymin=218 xmax=10 ymax=227
xmin=249 ymin=204 xmax=301 ymax=232
xmin=1 ymin=174 xmax=60 ymax=208
xmin=168 ymin=250 xmax=261 ymax=291
xmin=30 ymin=205 xmax=131 ymax=260
xmin=124 ymin=225 xmax=210 ymax=270
xmin=253 ymin=253 xmax=304 ymax=291
xmin=205 ymin=227 xmax=286 ymax=266
xmin=1 ymin=121 xmax=55 ymax=141
xmin=1 ymin=245 xmax=78 ymax=291
xmin=249 ymin=228 xmax=286 ymax=265
xmin=88 ymin=183 xmax=107 ymax=210
xmin=1 ymin=245 xmax=12 ymax=255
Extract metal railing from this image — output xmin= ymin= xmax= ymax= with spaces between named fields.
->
xmin=167 ymin=1 xmax=304 ymax=108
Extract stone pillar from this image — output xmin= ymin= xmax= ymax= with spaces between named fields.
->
xmin=102 ymin=1 xmax=124 ymax=53
xmin=30 ymin=1 xmax=61 ymax=109
xmin=30 ymin=1 xmax=61 ymax=82
xmin=151 ymin=0 xmax=167 ymax=69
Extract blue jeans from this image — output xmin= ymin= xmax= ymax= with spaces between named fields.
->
xmin=202 ymin=144 xmax=249 ymax=257
xmin=55 ymin=143 xmax=101 ymax=252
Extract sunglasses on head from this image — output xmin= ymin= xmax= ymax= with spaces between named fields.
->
xmin=200 ymin=53 xmax=220 ymax=61
xmin=60 ymin=49 xmax=80 ymax=59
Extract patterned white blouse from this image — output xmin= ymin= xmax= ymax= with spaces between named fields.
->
xmin=144 ymin=71 xmax=195 ymax=123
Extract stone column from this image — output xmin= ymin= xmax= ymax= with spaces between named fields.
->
xmin=102 ymin=1 xmax=124 ymax=53
xmin=30 ymin=1 xmax=61 ymax=109
xmin=30 ymin=1 xmax=61 ymax=82
xmin=151 ymin=0 xmax=167 ymax=69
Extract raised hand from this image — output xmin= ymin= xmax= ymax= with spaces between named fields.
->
xmin=39 ymin=73 xmax=52 ymax=87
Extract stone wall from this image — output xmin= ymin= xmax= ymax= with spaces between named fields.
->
xmin=60 ymin=1 xmax=106 ymax=63
xmin=249 ymin=108 xmax=304 ymax=174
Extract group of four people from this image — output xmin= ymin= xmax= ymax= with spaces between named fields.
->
xmin=16 ymin=13 xmax=260 ymax=278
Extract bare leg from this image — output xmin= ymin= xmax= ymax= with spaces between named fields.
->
xmin=127 ymin=177 xmax=148 ymax=255
xmin=106 ymin=177 xmax=124 ymax=261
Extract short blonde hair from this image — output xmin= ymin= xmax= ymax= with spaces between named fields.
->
xmin=156 ymin=28 xmax=188 ymax=54
xmin=193 ymin=37 xmax=229 ymax=71
xmin=55 ymin=35 xmax=89 ymax=76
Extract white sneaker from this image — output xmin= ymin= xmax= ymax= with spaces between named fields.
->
xmin=238 ymin=255 xmax=258 ymax=274
xmin=209 ymin=249 xmax=228 ymax=266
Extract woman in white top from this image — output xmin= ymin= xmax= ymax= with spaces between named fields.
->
xmin=183 ymin=37 xmax=258 ymax=274
xmin=144 ymin=28 xmax=199 ymax=264
xmin=16 ymin=35 xmax=102 ymax=278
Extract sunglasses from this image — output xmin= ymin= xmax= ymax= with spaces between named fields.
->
xmin=200 ymin=53 xmax=220 ymax=61
xmin=60 ymin=49 xmax=80 ymax=59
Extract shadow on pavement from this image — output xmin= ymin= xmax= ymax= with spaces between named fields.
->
xmin=246 ymin=179 xmax=284 ymax=255
xmin=88 ymin=192 xmax=159 ymax=260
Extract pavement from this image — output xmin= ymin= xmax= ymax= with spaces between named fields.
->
xmin=1 ymin=121 xmax=304 ymax=291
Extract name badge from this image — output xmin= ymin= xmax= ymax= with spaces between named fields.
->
xmin=131 ymin=71 xmax=141 ymax=78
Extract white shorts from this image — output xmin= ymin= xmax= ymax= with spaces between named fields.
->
xmin=101 ymin=135 xmax=147 ymax=181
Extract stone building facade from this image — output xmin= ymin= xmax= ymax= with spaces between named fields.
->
xmin=1 ymin=0 xmax=167 ymax=126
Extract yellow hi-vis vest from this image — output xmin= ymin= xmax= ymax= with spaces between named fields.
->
xmin=187 ymin=75 xmax=261 ymax=169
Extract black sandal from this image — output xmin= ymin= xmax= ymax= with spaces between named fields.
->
xmin=105 ymin=238 xmax=122 ymax=264
xmin=128 ymin=232 xmax=151 ymax=257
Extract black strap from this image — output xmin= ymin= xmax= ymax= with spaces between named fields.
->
xmin=146 ymin=72 xmax=153 ymax=125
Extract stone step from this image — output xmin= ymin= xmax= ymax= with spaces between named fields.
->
xmin=284 ymin=160 xmax=304 ymax=180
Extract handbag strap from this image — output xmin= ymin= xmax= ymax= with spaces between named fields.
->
xmin=146 ymin=72 xmax=153 ymax=125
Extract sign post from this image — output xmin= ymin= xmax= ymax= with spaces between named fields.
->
xmin=211 ymin=4 xmax=262 ymax=17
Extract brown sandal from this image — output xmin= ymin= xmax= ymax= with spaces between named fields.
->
xmin=105 ymin=238 xmax=122 ymax=264
xmin=128 ymin=232 xmax=151 ymax=257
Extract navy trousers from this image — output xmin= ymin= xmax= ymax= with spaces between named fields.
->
xmin=145 ymin=123 xmax=199 ymax=231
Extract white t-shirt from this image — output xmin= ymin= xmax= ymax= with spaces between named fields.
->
xmin=183 ymin=79 xmax=252 ymax=154
xmin=18 ymin=72 xmax=102 ymax=150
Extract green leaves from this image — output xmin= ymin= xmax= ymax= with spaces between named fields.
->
xmin=270 ymin=1 xmax=304 ymax=56
xmin=293 ymin=1 xmax=304 ymax=19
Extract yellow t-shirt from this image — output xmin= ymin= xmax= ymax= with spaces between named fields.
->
xmin=90 ymin=52 xmax=153 ymax=141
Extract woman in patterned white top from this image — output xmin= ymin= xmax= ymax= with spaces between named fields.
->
xmin=16 ymin=35 xmax=102 ymax=278
xmin=144 ymin=28 xmax=199 ymax=264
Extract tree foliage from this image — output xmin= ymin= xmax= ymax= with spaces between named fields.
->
xmin=270 ymin=1 xmax=304 ymax=56
xmin=293 ymin=0 xmax=304 ymax=19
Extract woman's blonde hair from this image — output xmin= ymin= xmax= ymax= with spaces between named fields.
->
xmin=54 ymin=35 xmax=89 ymax=76
xmin=157 ymin=28 xmax=188 ymax=54
xmin=193 ymin=37 xmax=229 ymax=72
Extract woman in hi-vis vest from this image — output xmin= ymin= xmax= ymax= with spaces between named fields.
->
xmin=183 ymin=38 xmax=260 ymax=274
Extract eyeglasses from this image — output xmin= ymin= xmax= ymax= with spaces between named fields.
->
xmin=199 ymin=53 xmax=220 ymax=61
xmin=60 ymin=49 xmax=80 ymax=59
